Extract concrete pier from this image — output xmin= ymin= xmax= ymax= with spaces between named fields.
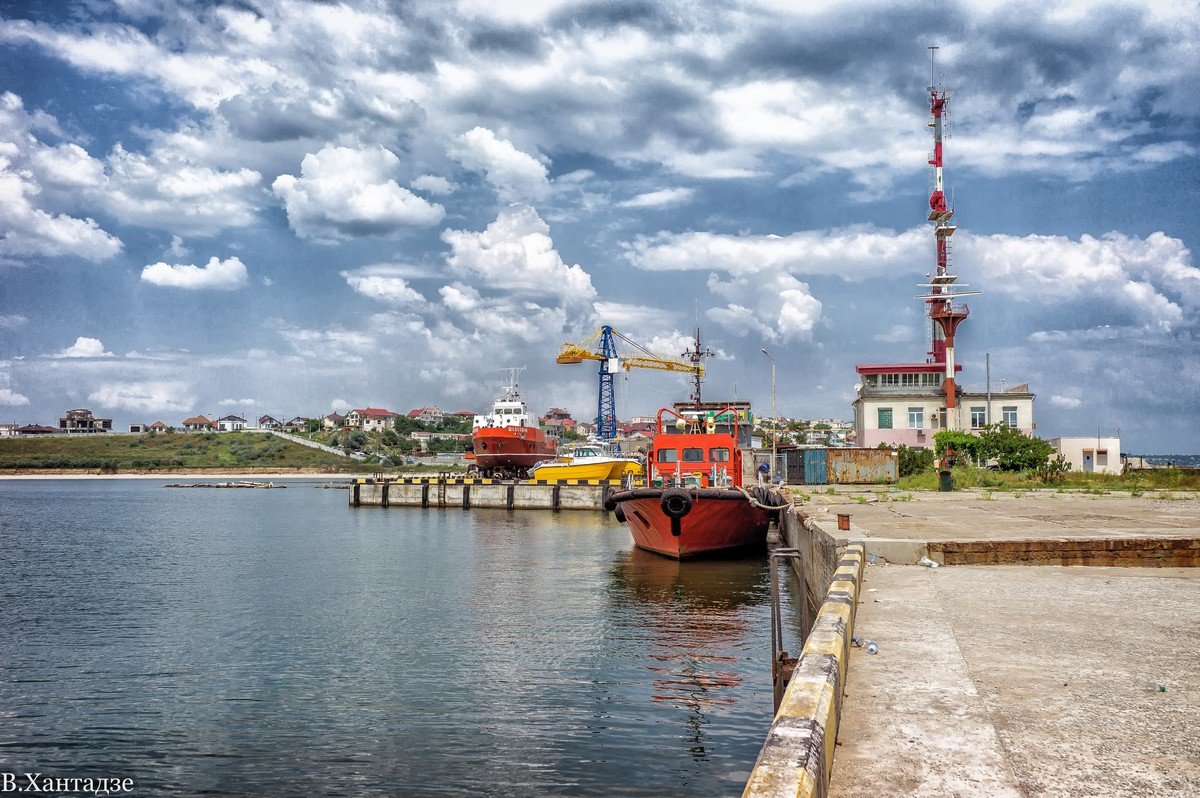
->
xmin=348 ymin=476 xmax=621 ymax=511
xmin=744 ymin=489 xmax=1200 ymax=798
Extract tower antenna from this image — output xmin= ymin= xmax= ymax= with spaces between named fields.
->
xmin=915 ymin=47 xmax=980 ymax=420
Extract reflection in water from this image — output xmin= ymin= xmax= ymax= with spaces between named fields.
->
xmin=609 ymin=548 xmax=770 ymax=761
xmin=1 ymin=484 xmax=781 ymax=797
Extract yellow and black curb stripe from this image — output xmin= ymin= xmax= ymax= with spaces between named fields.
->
xmin=353 ymin=477 xmax=623 ymax=486
xmin=743 ymin=542 xmax=865 ymax=798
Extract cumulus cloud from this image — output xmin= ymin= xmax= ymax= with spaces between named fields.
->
xmin=0 ymin=94 xmax=122 ymax=263
xmin=272 ymin=145 xmax=445 ymax=240
xmin=706 ymin=272 xmax=822 ymax=342
xmin=141 ymin=256 xmax=249 ymax=290
xmin=341 ymin=265 xmax=427 ymax=306
xmin=101 ymin=143 xmax=262 ymax=235
xmin=618 ymin=187 xmax=696 ymax=208
xmin=442 ymin=204 xmax=595 ymax=303
xmin=448 ymin=127 xmax=550 ymax=202
xmin=1049 ymin=395 xmax=1082 ymax=409
xmin=55 ymin=337 xmax=113 ymax=358
xmin=0 ymin=387 xmax=29 ymax=406
xmin=625 ymin=225 xmax=925 ymax=277
xmin=959 ymin=231 xmax=1200 ymax=332
xmin=330 ymin=398 xmax=351 ymax=413
xmin=410 ymin=174 xmax=457 ymax=196
xmin=88 ymin=380 xmax=195 ymax=413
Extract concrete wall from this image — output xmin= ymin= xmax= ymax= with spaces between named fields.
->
xmin=778 ymin=498 xmax=845 ymax=619
xmin=743 ymin=542 xmax=865 ymax=798
xmin=350 ymin=477 xmax=617 ymax=511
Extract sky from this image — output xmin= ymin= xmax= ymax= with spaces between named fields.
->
xmin=0 ymin=0 xmax=1197 ymax=453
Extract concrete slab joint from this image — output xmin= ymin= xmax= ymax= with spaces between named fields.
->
xmin=744 ymin=542 xmax=865 ymax=798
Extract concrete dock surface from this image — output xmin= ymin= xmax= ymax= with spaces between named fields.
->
xmin=801 ymin=489 xmax=1200 ymax=543
xmin=829 ymin=564 xmax=1200 ymax=797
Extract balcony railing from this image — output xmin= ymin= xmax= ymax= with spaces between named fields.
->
xmin=858 ymin=385 xmax=945 ymax=396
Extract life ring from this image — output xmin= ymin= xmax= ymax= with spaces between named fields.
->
xmin=660 ymin=488 xmax=693 ymax=519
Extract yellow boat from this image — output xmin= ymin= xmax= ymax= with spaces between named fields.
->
xmin=527 ymin=443 xmax=643 ymax=482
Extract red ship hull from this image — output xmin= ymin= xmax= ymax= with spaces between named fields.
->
xmin=608 ymin=488 xmax=776 ymax=559
xmin=471 ymin=426 xmax=556 ymax=474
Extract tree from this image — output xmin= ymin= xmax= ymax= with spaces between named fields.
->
xmin=305 ymin=418 xmax=322 ymax=433
xmin=935 ymin=425 xmax=1053 ymax=472
xmin=882 ymin=444 xmax=935 ymax=477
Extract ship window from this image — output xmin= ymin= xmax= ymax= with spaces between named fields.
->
xmin=682 ymin=447 xmax=704 ymax=462
xmin=709 ymin=447 xmax=730 ymax=462
xmin=657 ymin=449 xmax=678 ymax=463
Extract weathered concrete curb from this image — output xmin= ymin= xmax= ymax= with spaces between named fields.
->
xmin=743 ymin=542 xmax=865 ymax=798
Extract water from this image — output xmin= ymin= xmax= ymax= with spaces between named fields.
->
xmin=1133 ymin=454 xmax=1200 ymax=467
xmin=0 ymin=479 xmax=797 ymax=796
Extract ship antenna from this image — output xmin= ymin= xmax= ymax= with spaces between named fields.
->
xmin=682 ymin=327 xmax=714 ymax=406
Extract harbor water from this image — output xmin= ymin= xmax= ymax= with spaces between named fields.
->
xmin=0 ymin=479 xmax=799 ymax=796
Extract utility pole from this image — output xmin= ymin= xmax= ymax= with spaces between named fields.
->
xmin=760 ymin=348 xmax=777 ymax=482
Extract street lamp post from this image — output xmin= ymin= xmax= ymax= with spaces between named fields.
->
xmin=760 ymin=348 xmax=777 ymax=484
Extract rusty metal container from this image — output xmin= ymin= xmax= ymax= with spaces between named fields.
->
xmin=826 ymin=448 xmax=898 ymax=484
xmin=837 ymin=513 xmax=851 ymax=531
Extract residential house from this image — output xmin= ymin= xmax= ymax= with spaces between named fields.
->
xmin=59 ymin=408 xmax=112 ymax=433
xmin=149 ymin=421 xmax=170 ymax=433
xmin=322 ymin=412 xmax=345 ymax=430
xmin=217 ymin=414 xmax=247 ymax=432
xmin=181 ymin=415 xmax=215 ymax=431
xmin=541 ymin=407 xmax=579 ymax=433
xmin=406 ymin=406 xmax=444 ymax=425
xmin=0 ymin=423 xmax=18 ymax=437
xmin=129 ymin=424 xmax=149 ymax=433
xmin=284 ymin=416 xmax=311 ymax=431
xmin=18 ymin=424 xmax=58 ymax=435
xmin=450 ymin=410 xmax=476 ymax=419
xmin=258 ymin=415 xmax=282 ymax=430
xmin=346 ymin=408 xmax=397 ymax=432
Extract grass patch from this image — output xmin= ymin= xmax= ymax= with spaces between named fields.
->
xmin=0 ymin=432 xmax=354 ymax=472
xmin=896 ymin=464 xmax=1200 ymax=494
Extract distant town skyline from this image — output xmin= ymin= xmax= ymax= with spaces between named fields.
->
xmin=1 ymin=1 xmax=1197 ymax=452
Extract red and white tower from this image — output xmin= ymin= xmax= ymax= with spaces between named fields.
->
xmin=917 ymin=46 xmax=980 ymax=423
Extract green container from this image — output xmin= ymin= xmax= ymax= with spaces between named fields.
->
xmin=938 ymin=470 xmax=954 ymax=492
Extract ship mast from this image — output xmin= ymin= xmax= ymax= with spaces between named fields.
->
xmin=682 ymin=327 xmax=714 ymax=406
xmin=916 ymin=46 xmax=980 ymax=424
xmin=498 ymin=366 xmax=526 ymax=399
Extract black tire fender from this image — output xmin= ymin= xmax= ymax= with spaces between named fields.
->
xmin=614 ymin=504 xmax=626 ymax=523
xmin=660 ymin=488 xmax=693 ymax=519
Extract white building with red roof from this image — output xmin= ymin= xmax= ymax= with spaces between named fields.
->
xmin=406 ymin=406 xmax=444 ymax=425
xmin=345 ymin=407 xmax=397 ymax=432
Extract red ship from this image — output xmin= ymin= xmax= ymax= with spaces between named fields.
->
xmin=467 ymin=369 xmax=557 ymax=479
xmin=605 ymin=406 xmax=783 ymax=559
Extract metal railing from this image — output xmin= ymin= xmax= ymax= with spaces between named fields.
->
xmin=769 ymin=548 xmax=810 ymax=712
